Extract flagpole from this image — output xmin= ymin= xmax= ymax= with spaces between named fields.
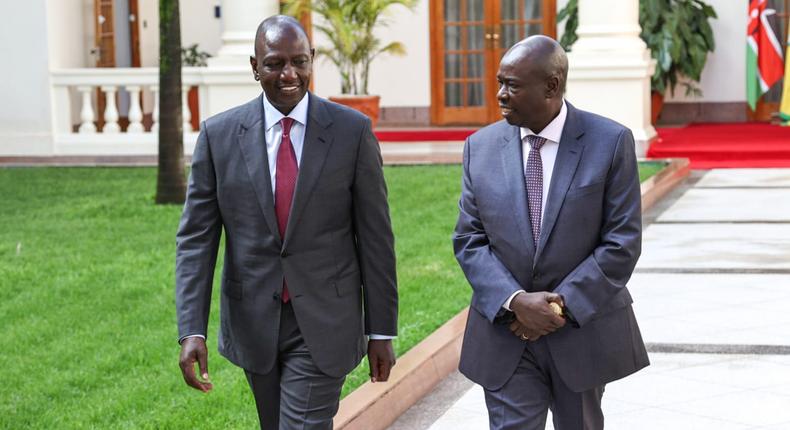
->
xmin=780 ymin=14 xmax=790 ymax=125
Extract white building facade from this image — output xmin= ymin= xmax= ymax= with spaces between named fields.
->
xmin=0 ymin=0 xmax=785 ymax=157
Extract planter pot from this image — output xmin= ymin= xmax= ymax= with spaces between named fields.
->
xmin=651 ymin=91 xmax=665 ymax=125
xmin=328 ymin=95 xmax=381 ymax=128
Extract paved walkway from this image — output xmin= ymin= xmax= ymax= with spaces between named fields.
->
xmin=390 ymin=168 xmax=790 ymax=429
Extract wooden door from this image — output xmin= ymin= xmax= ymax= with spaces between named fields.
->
xmin=94 ymin=0 xmax=115 ymax=130
xmin=430 ymin=0 xmax=556 ymax=125
xmin=749 ymin=0 xmax=789 ymax=122
xmin=95 ymin=0 xmax=116 ymax=67
xmin=129 ymin=0 xmax=141 ymax=67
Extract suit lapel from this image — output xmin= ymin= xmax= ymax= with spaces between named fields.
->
xmin=237 ymin=94 xmax=282 ymax=245
xmin=536 ymin=103 xmax=585 ymax=259
xmin=282 ymin=94 xmax=334 ymax=249
xmin=500 ymin=125 xmax=536 ymax=258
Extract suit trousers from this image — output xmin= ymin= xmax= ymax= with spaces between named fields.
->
xmin=483 ymin=336 xmax=604 ymax=430
xmin=245 ymin=302 xmax=345 ymax=430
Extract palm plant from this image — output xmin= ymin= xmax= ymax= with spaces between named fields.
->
xmin=558 ymin=0 xmax=717 ymax=97
xmin=284 ymin=0 xmax=417 ymax=95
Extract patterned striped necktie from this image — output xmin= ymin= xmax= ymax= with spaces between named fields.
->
xmin=525 ymin=135 xmax=546 ymax=245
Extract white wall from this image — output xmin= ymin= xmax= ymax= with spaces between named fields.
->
xmin=311 ymin=0 xmax=431 ymax=107
xmin=46 ymin=0 xmax=90 ymax=68
xmin=663 ymin=0 xmax=745 ymax=103
xmin=49 ymin=0 xmax=93 ymax=129
xmin=0 ymin=0 xmax=54 ymax=153
xmin=557 ymin=0 xmax=570 ymax=41
xmin=47 ymin=0 xmax=89 ymax=68
xmin=138 ymin=0 xmax=158 ymax=66
xmin=138 ymin=0 xmax=223 ymax=67
xmin=179 ymin=0 xmax=223 ymax=58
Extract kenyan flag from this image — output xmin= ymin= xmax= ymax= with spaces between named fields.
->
xmin=746 ymin=0 xmax=784 ymax=111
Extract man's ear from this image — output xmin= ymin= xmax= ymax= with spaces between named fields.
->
xmin=249 ymin=56 xmax=259 ymax=80
xmin=546 ymin=75 xmax=560 ymax=98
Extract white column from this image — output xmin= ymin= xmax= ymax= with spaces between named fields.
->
xmin=565 ymin=0 xmax=656 ymax=157
xmin=182 ymin=86 xmax=193 ymax=132
xmin=151 ymin=85 xmax=159 ymax=133
xmin=50 ymin=85 xmax=72 ymax=135
xmin=200 ymin=0 xmax=277 ymax=120
xmin=201 ymin=0 xmax=278 ymax=119
xmin=209 ymin=0 xmax=281 ymax=67
xmin=127 ymin=86 xmax=144 ymax=133
xmin=77 ymin=86 xmax=96 ymax=134
xmin=101 ymin=86 xmax=121 ymax=133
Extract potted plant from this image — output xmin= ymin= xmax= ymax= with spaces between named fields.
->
xmin=181 ymin=44 xmax=211 ymax=130
xmin=558 ymin=0 xmax=717 ymax=123
xmin=283 ymin=0 xmax=417 ymax=127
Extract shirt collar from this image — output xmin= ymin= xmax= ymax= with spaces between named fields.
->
xmin=262 ymin=92 xmax=309 ymax=131
xmin=520 ymin=99 xmax=567 ymax=144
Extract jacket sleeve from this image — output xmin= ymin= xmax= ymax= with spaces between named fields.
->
xmin=175 ymin=122 xmax=223 ymax=342
xmin=553 ymin=128 xmax=642 ymax=326
xmin=453 ymin=138 xmax=524 ymax=323
xmin=352 ymin=119 xmax=398 ymax=336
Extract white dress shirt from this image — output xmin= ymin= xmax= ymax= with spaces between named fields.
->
xmin=503 ymin=100 xmax=568 ymax=311
xmin=263 ymin=92 xmax=309 ymax=192
xmin=181 ymin=93 xmax=392 ymax=342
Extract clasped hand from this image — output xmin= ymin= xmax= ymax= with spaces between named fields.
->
xmin=508 ymin=291 xmax=566 ymax=342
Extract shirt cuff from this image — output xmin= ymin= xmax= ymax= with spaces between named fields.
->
xmin=502 ymin=290 xmax=525 ymax=311
xmin=368 ymin=334 xmax=395 ymax=340
xmin=178 ymin=334 xmax=206 ymax=344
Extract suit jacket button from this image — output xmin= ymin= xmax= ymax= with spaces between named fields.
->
xmin=532 ymin=273 xmax=540 ymax=281
xmin=281 ymin=250 xmax=288 ymax=258
xmin=273 ymin=292 xmax=280 ymax=301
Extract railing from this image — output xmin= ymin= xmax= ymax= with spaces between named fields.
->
xmin=50 ymin=67 xmax=204 ymax=154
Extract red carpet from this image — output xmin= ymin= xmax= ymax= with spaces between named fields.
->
xmin=649 ymin=123 xmax=790 ymax=169
xmin=375 ymin=123 xmax=790 ymax=169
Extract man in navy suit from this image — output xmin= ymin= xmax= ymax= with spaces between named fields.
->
xmin=453 ymin=36 xmax=649 ymax=429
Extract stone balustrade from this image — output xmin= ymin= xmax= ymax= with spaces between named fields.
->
xmin=49 ymin=67 xmax=205 ymax=155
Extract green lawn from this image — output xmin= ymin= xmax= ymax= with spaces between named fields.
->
xmin=638 ymin=161 xmax=666 ymax=182
xmin=0 ymin=162 xmax=661 ymax=428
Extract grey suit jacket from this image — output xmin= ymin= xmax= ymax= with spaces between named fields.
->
xmin=175 ymin=93 xmax=397 ymax=378
xmin=453 ymin=102 xmax=649 ymax=392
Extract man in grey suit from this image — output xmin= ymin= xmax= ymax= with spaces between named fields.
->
xmin=175 ymin=15 xmax=397 ymax=429
xmin=453 ymin=36 xmax=649 ymax=429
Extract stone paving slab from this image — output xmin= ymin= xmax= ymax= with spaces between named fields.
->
xmin=380 ymin=141 xmax=464 ymax=155
xmin=637 ymin=224 xmax=790 ymax=270
xmin=631 ymin=278 xmax=790 ymax=346
xmin=655 ymin=189 xmax=790 ymax=222
xmin=425 ymin=354 xmax=790 ymax=430
xmin=696 ymin=169 xmax=790 ymax=188
xmin=629 ymin=274 xmax=790 ymax=346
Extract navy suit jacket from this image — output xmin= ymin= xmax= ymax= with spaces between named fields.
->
xmin=453 ymin=102 xmax=649 ymax=392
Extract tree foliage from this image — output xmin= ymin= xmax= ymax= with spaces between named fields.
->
xmin=558 ymin=0 xmax=717 ymax=96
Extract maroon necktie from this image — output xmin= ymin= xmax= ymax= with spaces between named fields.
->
xmin=275 ymin=117 xmax=297 ymax=303
xmin=525 ymin=135 xmax=546 ymax=245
